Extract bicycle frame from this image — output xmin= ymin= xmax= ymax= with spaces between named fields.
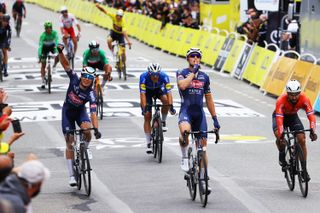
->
xmin=112 ymin=41 xmax=128 ymax=80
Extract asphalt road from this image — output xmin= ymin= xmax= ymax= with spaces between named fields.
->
xmin=3 ymin=2 xmax=320 ymax=213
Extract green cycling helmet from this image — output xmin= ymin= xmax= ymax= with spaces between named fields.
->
xmin=44 ymin=21 xmax=53 ymax=29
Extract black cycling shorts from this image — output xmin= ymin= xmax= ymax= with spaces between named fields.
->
xmin=272 ymin=111 xmax=304 ymax=132
xmin=109 ymin=30 xmax=125 ymax=45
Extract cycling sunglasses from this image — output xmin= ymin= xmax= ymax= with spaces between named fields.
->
xmin=149 ymin=72 xmax=160 ymax=77
xmin=189 ymin=53 xmax=201 ymax=58
xmin=81 ymin=73 xmax=94 ymax=80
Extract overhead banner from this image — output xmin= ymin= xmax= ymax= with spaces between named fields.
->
xmin=254 ymin=0 xmax=279 ymax=11
xmin=233 ymin=43 xmax=253 ymax=79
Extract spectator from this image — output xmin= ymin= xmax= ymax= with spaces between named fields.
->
xmin=0 ymin=155 xmax=13 ymax=182
xmin=0 ymin=160 xmax=50 ymax=213
xmin=281 ymin=18 xmax=299 ymax=51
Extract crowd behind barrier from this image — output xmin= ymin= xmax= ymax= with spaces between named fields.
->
xmin=25 ymin=0 xmax=320 ymax=114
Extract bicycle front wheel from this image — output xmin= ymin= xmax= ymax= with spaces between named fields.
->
xmin=47 ymin=65 xmax=52 ymax=94
xmin=157 ymin=121 xmax=163 ymax=163
xmin=296 ymin=144 xmax=308 ymax=197
xmin=187 ymin=148 xmax=197 ymax=200
xmin=96 ymin=85 xmax=104 ymax=120
xmin=284 ymin=145 xmax=295 ymax=191
xmin=16 ymin=18 xmax=22 ymax=37
xmin=198 ymin=151 xmax=209 ymax=207
xmin=80 ymin=144 xmax=91 ymax=196
xmin=122 ymin=62 xmax=127 ymax=81
xmin=73 ymin=147 xmax=81 ymax=190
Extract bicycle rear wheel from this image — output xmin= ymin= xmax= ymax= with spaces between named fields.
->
xmin=96 ymin=85 xmax=103 ymax=120
xmin=157 ymin=121 xmax=163 ymax=163
xmin=16 ymin=18 xmax=22 ymax=37
xmin=152 ymin=120 xmax=159 ymax=159
xmin=284 ymin=145 xmax=295 ymax=191
xmin=80 ymin=144 xmax=91 ymax=196
xmin=198 ymin=151 xmax=209 ymax=207
xmin=187 ymin=148 xmax=197 ymax=200
xmin=47 ymin=65 xmax=52 ymax=94
xmin=296 ymin=144 xmax=308 ymax=197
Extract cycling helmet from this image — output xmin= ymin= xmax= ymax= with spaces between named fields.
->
xmin=89 ymin=40 xmax=99 ymax=49
xmin=2 ymin=14 xmax=10 ymax=22
xmin=116 ymin=9 xmax=124 ymax=17
xmin=147 ymin=63 xmax=161 ymax=76
xmin=81 ymin=67 xmax=96 ymax=79
xmin=44 ymin=21 xmax=53 ymax=29
xmin=286 ymin=79 xmax=301 ymax=93
xmin=186 ymin=47 xmax=202 ymax=59
xmin=60 ymin=6 xmax=68 ymax=13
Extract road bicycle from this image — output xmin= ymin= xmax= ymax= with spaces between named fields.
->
xmin=68 ymin=128 xmax=95 ymax=196
xmin=93 ymin=73 xmax=104 ymax=120
xmin=183 ymin=129 xmax=219 ymax=207
xmin=66 ymin=36 xmax=76 ymax=70
xmin=0 ymin=50 xmax=3 ymax=82
xmin=15 ymin=15 xmax=23 ymax=37
xmin=282 ymin=128 xmax=313 ymax=197
xmin=112 ymin=41 xmax=130 ymax=80
xmin=148 ymin=98 xmax=171 ymax=163
xmin=44 ymin=52 xmax=57 ymax=94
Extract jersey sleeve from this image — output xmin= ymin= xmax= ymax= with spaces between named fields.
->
xmin=82 ymin=49 xmax=89 ymax=66
xmin=89 ymin=90 xmax=97 ymax=113
xmin=100 ymin=50 xmax=108 ymax=64
xmin=204 ymin=74 xmax=211 ymax=94
xmin=139 ymin=74 xmax=146 ymax=93
xmin=302 ymin=95 xmax=317 ymax=131
xmin=162 ymin=72 xmax=172 ymax=93
xmin=176 ymin=70 xmax=185 ymax=81
xmin=275 ymin=97 xmax=285 ymax=136
xmin=38 ymin=32 xmax=45 ymax=58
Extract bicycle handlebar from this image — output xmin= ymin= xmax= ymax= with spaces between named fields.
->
xmin=283 ymin=129 xmax=313 ymax=135
xmin=66 ymin=127 xmax=96 ymax=135
xmin=183 ymin=129 xmax=220 ymax=144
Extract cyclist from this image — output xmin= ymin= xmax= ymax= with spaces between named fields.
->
xmin=273 ymin=79 xmax=317 ymax=180
xmin=59 ymin=6 xmax=81 ymax=55
xmin=95 ymin=3 xmax=132 ymax=63
xmin=139 ymin=63 xmax=176 ymax=154
xmin=0 ymin=14 xmax=11 ymax=77
xmin=177 ymin=47 xmax=220 ymax=194
xmin=57 ymin=44 xmax=102 ymax=187
xmin=38 ymin=21 xmax=59 ymax=89
xmin=82 ymin=40 xmax=112 ymax=86
xmin=12 ymin=0 xmax=26 ymax=24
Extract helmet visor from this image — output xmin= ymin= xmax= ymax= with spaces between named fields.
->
xmin=188 ymin=53 xmax=201 ymax=58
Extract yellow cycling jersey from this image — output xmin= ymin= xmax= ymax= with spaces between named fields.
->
xmin=107 ymin=13 xmax=126 ymax=34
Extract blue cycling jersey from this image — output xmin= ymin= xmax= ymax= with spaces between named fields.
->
xmin=139 ymin=71 xmax=172 ymax=93
xmin=176 ymin=68 xmax=211 ymax=108
xmin=64 ymin=70 xmax=97 ymax=113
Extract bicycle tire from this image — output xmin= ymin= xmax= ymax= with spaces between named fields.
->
xmin=284 ymin=144 xmax=295 ymax=191
xmin=80 ymin=144 xmax=91 ymax=196
xmin=96 ymin=85 xmax=104 ymax=120
xmin=47 ymin=65 xmax=52 ymax=94
xmin=117 ymin=56 xmax=122 ymax=80
xmin=187 ymin=147 xmax=197 ymax=200
xmin=123 ymin=62 xmax=127 ymax=81
xmin=16 ymin=18 xmax=22 ymax=37
xmin=198 ymin=151 xmax=209 ymax=207
xmin=296 ymin=144 xmax=308 ymax=197
xmin=153 ymin=120 xmax=159 ymax=159
xmin=157 ymin=120 xmax=163 ymax=163
xmin=73 ymin=147 xmax=82 ymax=190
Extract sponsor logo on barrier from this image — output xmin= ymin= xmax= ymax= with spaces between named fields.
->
xmin=305 ymin=80 xmax=318 ymax=92
xmin=260 ymin=55 xmax=270 ymax=70
xmin=185 ymin=33 xmax=193 ymax=44
xmin=234 ymin=43 xmax=252 ymax=78
xmin=205 ymin=37 xmax=213 ymax=49
xmin=273 ymin=69 xmax=286 ymax=80
xmin=197 ymin=35 xmax=204 ymax=46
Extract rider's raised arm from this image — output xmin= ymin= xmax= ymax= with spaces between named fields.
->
xmin=176 ymin=69 xmax=194 ymax=91
xmin=57 ymin=45 xmax=71 ymax=71
xmin=95 ymin=3 xmax=107 ymax=14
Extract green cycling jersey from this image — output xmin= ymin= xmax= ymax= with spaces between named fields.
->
xmin=82 ymin=48 xmax=109 ymax=66
xmin=38 ymin=30 xmax=59 ymax=58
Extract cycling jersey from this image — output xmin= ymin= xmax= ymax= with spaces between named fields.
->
xmin=177 ymin=68 xmax=211 ymax=138
xmin=106 ymin=12 xmax=126 ymax=34
xmin=275 ymin=92 xmax=316 ymax=136
xmin=82 ymin=49 xmax=108 ymax=67
xmin=176 ymin=68 xmax=211 ymax=108
xmin=0 ymin=24 xmax=11 ymax=48
xmin=38 ymin=30 xmax=59 ymax=58
xmin=12 ymin=2 xmax=25 ymax=16
xmin=60 ymin=13 xmax=78 ymax=29
xmin=139 ymin=71 xmax=171 ymax=94
xmin=62 ymin=70 xmax=97 ymax=134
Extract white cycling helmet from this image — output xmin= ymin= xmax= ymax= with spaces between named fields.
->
xmin=60 ymin=6 xmax=68 ymax=13
xmin=286 ymin=79 xmax=301 ymax=93
xmin=81 ymin=67 xmax=96 ymax=79
xmin=89 ymin=40 xmax=99 ymax=49
xmin=147 ymin=63 xmax=161 ymax=75
xmin=186 ymin=47 xmax=202 ymax=59
xmin=116 ymin=9 xmax=124 ymax=17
